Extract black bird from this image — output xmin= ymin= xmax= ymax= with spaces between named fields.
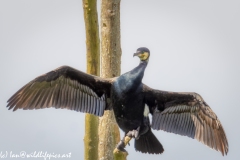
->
xmin=7 ymin=47 xmax=228 ymax=155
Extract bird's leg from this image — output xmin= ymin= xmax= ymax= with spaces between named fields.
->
xmin=116 ymin=137 xmax=128 ymax=152
xmin=114 ymin=135 xmax=130 ymax=156
xmin=126 ymin=126 xmax=140 ymax=139
xmin=116 ymin=126 xmax=141 ymax=152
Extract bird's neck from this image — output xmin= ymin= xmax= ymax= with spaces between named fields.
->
xmin=114 ymin=60 xmax=148 ymax=94
xmin=130 ymin=60 xmax=148 ymax=83
xmin=132 ymin=61 xmax=148 ymax=77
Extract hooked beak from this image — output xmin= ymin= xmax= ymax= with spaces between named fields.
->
xmin=133 ymin=51 xmax=141 ymax=57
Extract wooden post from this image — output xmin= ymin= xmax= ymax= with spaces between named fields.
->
xmin=82 ymin=0 xmax=100 ymax=160
xmin=98 ymin=0 xmax=123 ymax=160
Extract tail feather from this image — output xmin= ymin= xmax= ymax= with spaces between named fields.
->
xmin=135 ymin=129 xmax=164 ymax=154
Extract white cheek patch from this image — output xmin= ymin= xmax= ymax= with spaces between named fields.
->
xmin=143 ymin=104 xmax=150 ymax=117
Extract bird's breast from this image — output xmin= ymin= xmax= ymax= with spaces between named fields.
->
xmin=111 ymin=79 xmax=145 ymax=131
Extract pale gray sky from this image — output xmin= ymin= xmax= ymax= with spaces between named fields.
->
xmin=0 ymin=0 xmax=239 ymax=160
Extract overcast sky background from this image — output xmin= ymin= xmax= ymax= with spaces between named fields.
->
xmin=0 ymin=0 xmax=239 ymax=160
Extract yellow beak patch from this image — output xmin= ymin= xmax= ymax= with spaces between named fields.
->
xmin=139 ymin=52 xmax=149 ymax=61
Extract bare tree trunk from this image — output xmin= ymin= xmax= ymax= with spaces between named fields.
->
xmin=82 ymin=0 xmax=100 ymax=160
xmin=98 ymin=0 xmax=122 ymax=160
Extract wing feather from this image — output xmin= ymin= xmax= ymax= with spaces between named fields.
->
xmin=180 ymin=112 xmax=186 ymax=135
xmin=75 ymin=89 xmax=80 ymax=112
xmin=7 ymin=66 xmax=113 ymax=116
xmin=143 ymin=84 xmax=228 ymax=156
xmin=40 ymin=88 xmax=51 ymax=108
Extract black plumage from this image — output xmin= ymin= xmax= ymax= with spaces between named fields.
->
xmin=6 ymin=47 xmax=228 ymax=155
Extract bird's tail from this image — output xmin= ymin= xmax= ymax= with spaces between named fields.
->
xmin=134 ymin=129 xmax=164 ymax=154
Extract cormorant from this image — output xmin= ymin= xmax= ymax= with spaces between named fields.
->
xmin=6 ymin=47 xmax=228 ymax=155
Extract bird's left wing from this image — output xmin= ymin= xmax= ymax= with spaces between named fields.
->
xmin=143 ymin=84 xmax=228 ymax=156
xmin=7 ymin=66 xmax=114 ymax=116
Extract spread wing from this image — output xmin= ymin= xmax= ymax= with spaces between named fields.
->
xmin=143 ymin=84 xmax=228 ymax=156
xmin=7 ymin=66 xmax=114 ymax=116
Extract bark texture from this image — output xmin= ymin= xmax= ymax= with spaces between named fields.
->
xmin=82 ymin=0 xmax=100 ymax=160
xmin=98 ymin=0 xmax=122 ymax=160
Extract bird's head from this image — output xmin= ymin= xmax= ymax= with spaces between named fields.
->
xmin=133 ymin=47 xmax=150 ymax=61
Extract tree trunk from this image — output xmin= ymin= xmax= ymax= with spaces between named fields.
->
xmin=82 ymin=0 xmax=100 ymax=160
xmin=98 ymin=0 xmax=122 ymax=160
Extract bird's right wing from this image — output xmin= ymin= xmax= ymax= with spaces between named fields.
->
xmin=143 ymin=84 xmax=228 ymax=156
xmin=7 ymin=66 xmax=114 ymax=116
